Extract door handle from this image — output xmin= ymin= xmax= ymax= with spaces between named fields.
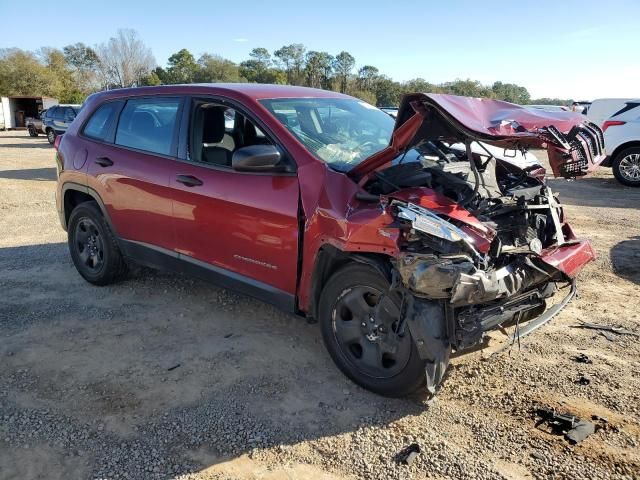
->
xmin=176 ymin=175 xmax=203 ymax=187
xmin=95 ymin=157 xmax=113 ymax=167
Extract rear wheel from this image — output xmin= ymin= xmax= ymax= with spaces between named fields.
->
xmin=67 ymin=202 xmax=127 ymax=285
xmin=28 ymin=126 xmax=38 ymax=137
xmin=612 ymin=147 xmax=640 ymax=187
xmin=318 ymin=263 xmax=426 ymax=397
xmin=46 ymin=128 xmax=56 ymax=144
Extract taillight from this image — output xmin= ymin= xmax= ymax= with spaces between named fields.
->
xmin=53 ymin=135 xmax=62 ymax=150
xmin=602 ymin=120 xmax=626 ymax=132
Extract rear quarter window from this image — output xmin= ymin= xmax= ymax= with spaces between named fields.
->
xmin=82 ymin=102 xmax=122 ymax=142
xmin=115 ymin=98 xmax=180 ymax=156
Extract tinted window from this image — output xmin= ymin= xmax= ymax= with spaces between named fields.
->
xmin=64 ymin=108 xmax=76 ymax=119
xmin=83 ymin=102 xmax=120 ymax=141
xmin=52 ymin=107 xmax=65 ymax=120
xmin=115 ymin=98 xmax=180 ymax=155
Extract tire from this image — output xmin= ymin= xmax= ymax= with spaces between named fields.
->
xmin=612 ymin=147 xmax=640 ymax=187
xmin=28 ymin=126 xmax=38 ymax=137
xmin=46 ymin=129 xmax=56 ymax=145
xmin=318 ymin=263 xmax=426 ymax=397
xmin=67 ymin=202 xmax=127 ymax=285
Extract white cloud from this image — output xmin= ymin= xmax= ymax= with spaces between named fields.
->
xmin=233 ymin=38 xmax=248 ymax=43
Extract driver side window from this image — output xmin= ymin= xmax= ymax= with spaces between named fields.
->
xmin=189 ymin=102 xmax=272 ymax=167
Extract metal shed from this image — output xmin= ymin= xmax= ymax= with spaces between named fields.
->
xmin=0 ymin=96 xmax=58 ymax=130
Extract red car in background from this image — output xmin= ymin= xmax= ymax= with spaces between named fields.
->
xmin=55 ymin=84 xmax=605 ymax=396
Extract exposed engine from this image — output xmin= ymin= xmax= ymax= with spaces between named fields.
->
xmin=365 ymin=141 xmax=563 ymax=260
xmin=363 ymin=141 xmax=569 ymax=349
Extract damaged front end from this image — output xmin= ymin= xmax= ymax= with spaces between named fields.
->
xmin=352 ymin=94 xmax=601 ymax=393
xmin=387 ymin=186 xmax=591 ymax=392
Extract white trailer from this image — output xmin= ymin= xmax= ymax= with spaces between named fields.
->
xmin=0 ymin=96 xmax=58 ymax=129
xmin=0 ymin=97 xmax=9 ymax=130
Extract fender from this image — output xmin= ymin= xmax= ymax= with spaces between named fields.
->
xmin=59 ymin=182 xmax=118 ymax=235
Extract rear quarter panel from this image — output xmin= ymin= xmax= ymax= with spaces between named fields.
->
xmin=604 ymin=121 xmax=640 ymax=156
xmin=55 ymin=133 xmax=90 ymax=219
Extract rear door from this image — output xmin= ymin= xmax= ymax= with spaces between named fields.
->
xmin=167 ymin=98 xmax=300 ymax=300
xmin=84 ymin=96 xmax=183 ymax=251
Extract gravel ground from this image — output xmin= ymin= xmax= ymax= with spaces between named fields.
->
xmin=0 ymin=130 xmax=639 ymax=480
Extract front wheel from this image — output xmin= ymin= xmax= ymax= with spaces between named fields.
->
xmin=318 ymin=263 xmax=426 ymax=397
xmin=28 ymin=126 xmax=38 ymax=137
xmin=612 ymin=147 xmax=640 ymax=187
xmin=46 ymin=129 xmax=56 ymax=144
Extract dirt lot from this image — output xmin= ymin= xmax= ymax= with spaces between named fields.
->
xmin=1 ymin=130 xmax=639 ymax=480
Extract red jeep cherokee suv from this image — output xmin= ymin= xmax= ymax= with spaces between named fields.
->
xmin=56 ymin=84 xmax=604 ymax=396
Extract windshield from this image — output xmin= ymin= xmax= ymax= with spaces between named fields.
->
xmin=260 ymin=98 xmax=394 ymax=172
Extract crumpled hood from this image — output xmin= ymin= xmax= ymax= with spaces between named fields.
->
xmin=404 ymin=94 xmax=587 ymax=139
xmin=350 ymin=93 xmax=606 ymax=179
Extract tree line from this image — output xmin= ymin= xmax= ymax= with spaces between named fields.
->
xmin=0 ymin=28 xmax=571 ymax=107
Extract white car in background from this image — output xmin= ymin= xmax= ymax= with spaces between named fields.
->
xmin=588 ymin=98 xmax=640 ymax=186
xmin=570 ymin=101 xmax=591 ymax=114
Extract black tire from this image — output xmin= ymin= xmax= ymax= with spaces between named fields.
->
xmin=67 ymin=202 xmax=127 ymax=285
xmin=612 ymin=147 xmax=640 ymax=187
xmin=28 ymin=126 xmax=38 ymax=137
xmin=318 ymin=263 xmax=426 ymax=397
xmin=46 ymin=128 xmax=56 ymax=144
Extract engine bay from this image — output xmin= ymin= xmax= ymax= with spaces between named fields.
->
xmin=364 ymin=141 xmax=563 ymax=264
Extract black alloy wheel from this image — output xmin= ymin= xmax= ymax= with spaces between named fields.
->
xmin=332 ymin=285 xmax=412 ymax=379
xmin=319 ymin=263 xmax=426 ymax=397
xmin=74 ymin=217 xmax=105 ymax=272
xmin=67 ymin=202 xmax=127 ymax=285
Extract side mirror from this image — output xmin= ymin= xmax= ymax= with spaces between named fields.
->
xmin=232 ymin=145 xmax=293 ymax=173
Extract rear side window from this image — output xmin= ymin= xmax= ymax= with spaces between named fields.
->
xmin=83 ymin=102 xmax=121 ymax=141
xmin=52 ymin=107 xmax=64 ymax=120
xmin=115 ymin=98 xmax=180 ymax=156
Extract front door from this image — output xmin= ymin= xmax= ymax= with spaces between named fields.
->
xmin=169 ymin=100 xmax=300 ymax=299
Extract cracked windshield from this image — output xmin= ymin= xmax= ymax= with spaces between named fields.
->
xmin=261 ymin=98 xmax=395 ymax=171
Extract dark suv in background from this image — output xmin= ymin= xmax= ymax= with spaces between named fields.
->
xmin=43 ymin=104 xmax=82 ymax=144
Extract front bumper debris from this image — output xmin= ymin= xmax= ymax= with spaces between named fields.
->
xmin=404 ymin=279 xmax=576 ymax=394
xmin=403 ymin=297 xmax=450 ymax=395
xmin=397 ymin=253 xmax=551 ymax=307
xmin=397 ymin=238 xmax=591 ymax=393
xmin=449 ymin=260 xmax=549 ymax=306
xmin=492 ymin=280 xmax=576 ymax=354
xmin=538 ymin=239 xmax=595 ymax=278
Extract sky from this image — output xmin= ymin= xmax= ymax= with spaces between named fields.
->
xmin=1 ymin=0 xmax=639 ymax=100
